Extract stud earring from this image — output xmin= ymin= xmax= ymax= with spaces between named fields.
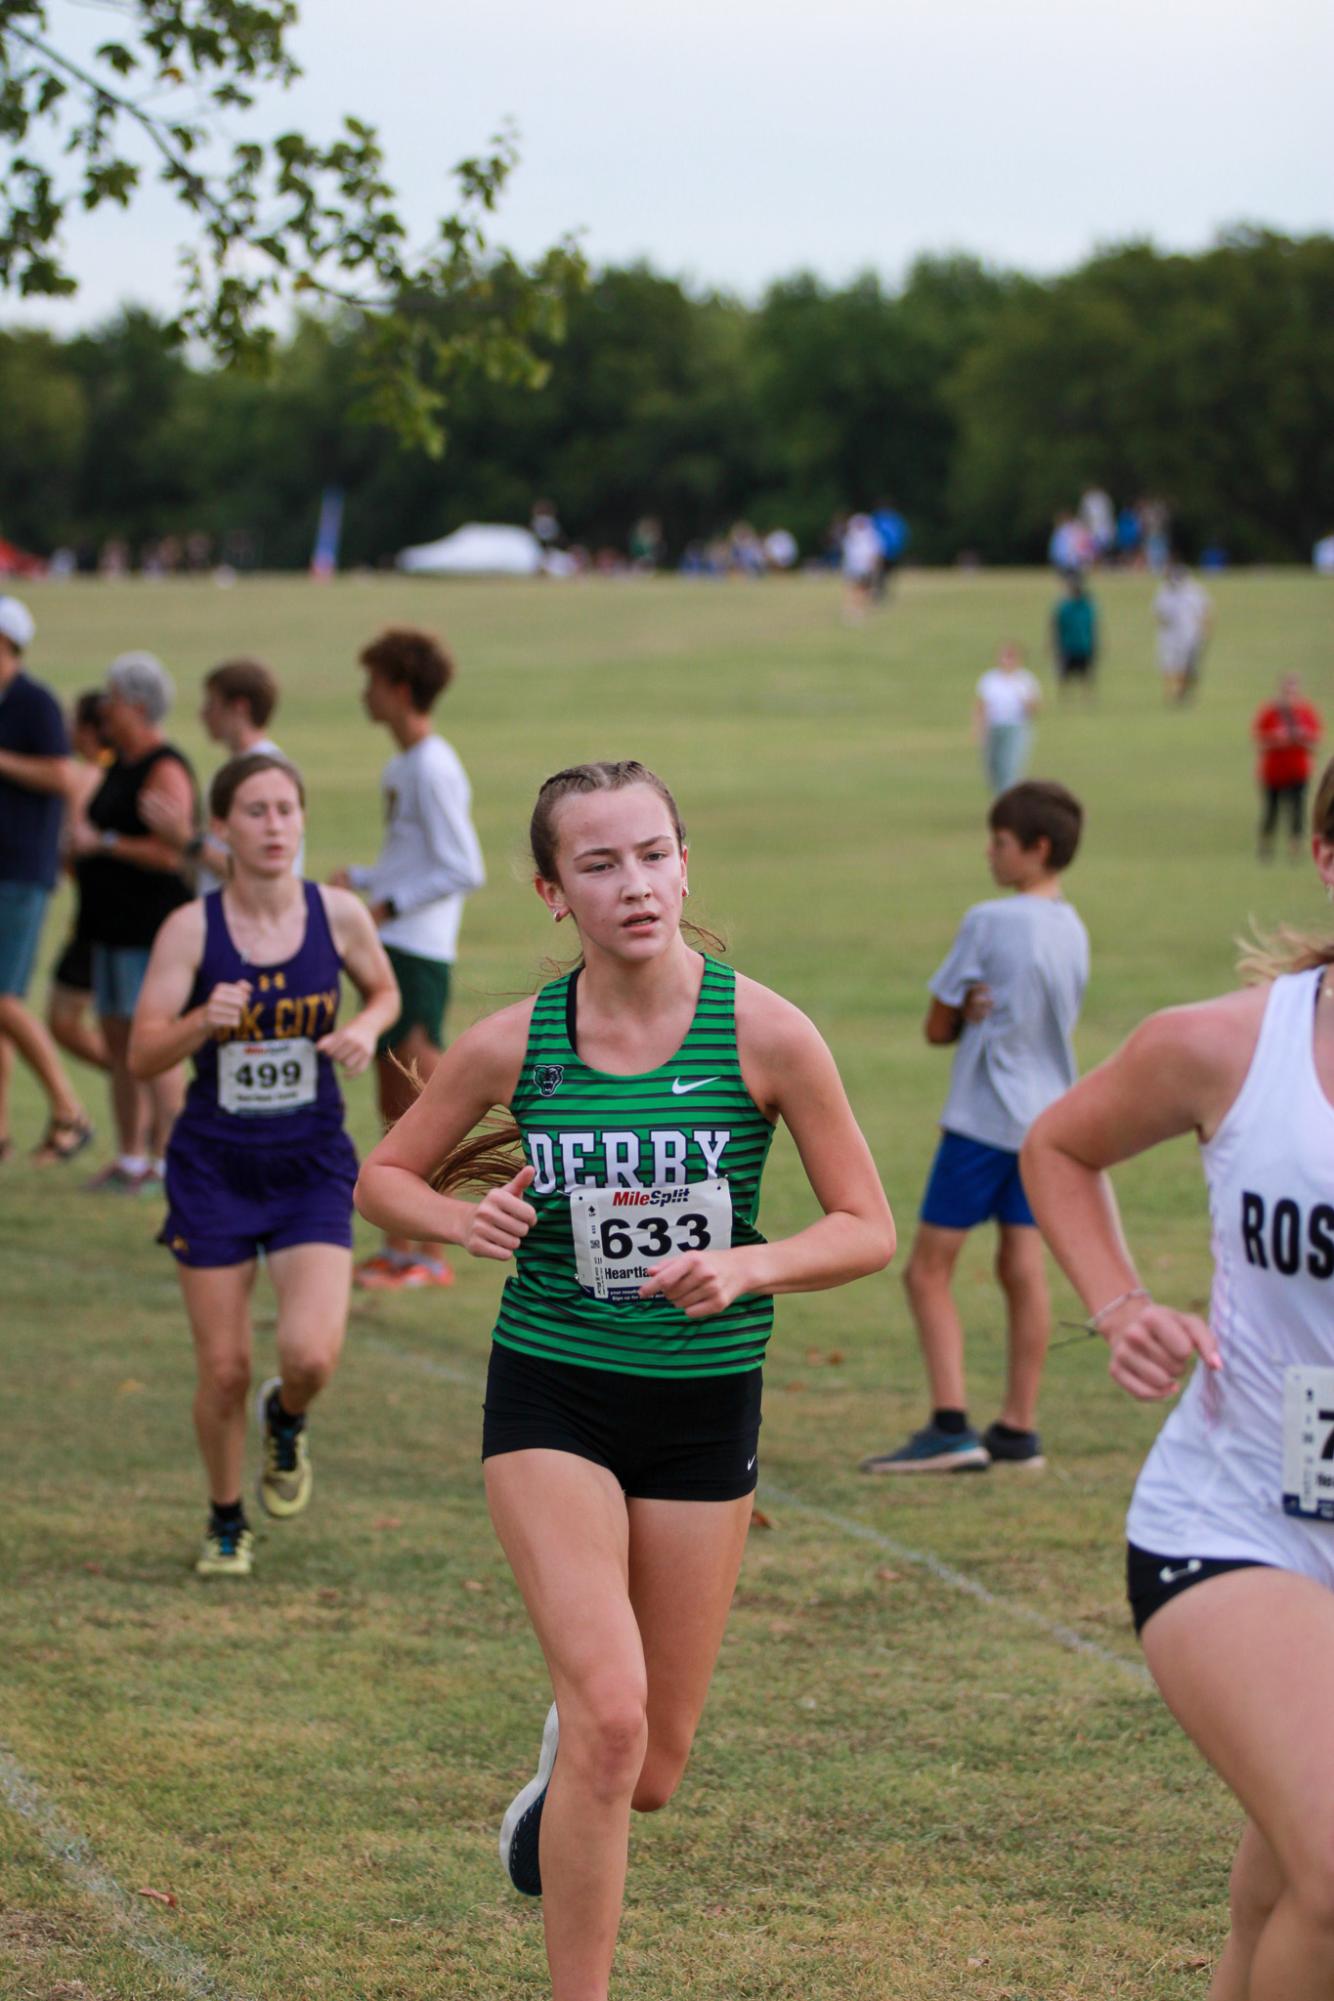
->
xmin=682 ymin=885 xmax=691 ymax=900
xmin=552 ymin=906 xmax=566 ymax=923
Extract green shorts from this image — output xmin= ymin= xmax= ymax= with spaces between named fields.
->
xmin=378 ymin=945 xmax=452 ymax=1057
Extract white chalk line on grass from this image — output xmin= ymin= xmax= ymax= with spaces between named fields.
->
xmin=364 ymin=1334 xmax=1153 ymax=1692
xmin=0 ymin=1746 xmax=246 ymax=2001
xmin=760 ymin=1484 xmax=1152 ymax=1689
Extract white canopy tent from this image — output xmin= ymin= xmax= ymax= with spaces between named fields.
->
xmin=396 ymin=523 xmax=545 ymax=576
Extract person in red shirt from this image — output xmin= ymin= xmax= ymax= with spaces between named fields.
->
xmin=1253 ymin=673 xmax=1323 ymax=860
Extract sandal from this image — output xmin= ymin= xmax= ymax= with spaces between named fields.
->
xmin=31 ymin=1116 xmax=95 ymax=1166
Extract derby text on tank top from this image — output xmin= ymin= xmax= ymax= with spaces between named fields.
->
xmin=178 ymin=883 xmax=346 ymax=1147
xmin=1128 ymin=968 xmax=1334 ymax=1574
xmin=496 ymin=955 xmax=776 ymax=1377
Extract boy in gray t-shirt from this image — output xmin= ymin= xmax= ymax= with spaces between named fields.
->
xmin=861 ymin=781 xmax=1088 ymax=1476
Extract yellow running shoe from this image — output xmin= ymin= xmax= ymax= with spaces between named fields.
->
xmin=195 ymin=1521 xmax=254 ymax=1578
xmin=255 ymin=1377 xmax=313 ymax=1518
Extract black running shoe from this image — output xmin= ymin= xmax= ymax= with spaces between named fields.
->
xmin=982 ymin=1421 xmax=1046 ymax=1471
xmin=499 ymin=1703 xmax=559 ymax=1896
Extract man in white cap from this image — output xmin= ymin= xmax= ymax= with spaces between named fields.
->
xmin=0 ymin=596 xmax=93 ymax=1163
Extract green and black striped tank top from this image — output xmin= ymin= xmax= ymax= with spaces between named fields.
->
xmin=494 ymin=954 xmax=776 ymax=1377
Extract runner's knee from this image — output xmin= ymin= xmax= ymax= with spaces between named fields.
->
xmin=562 ymin=1681 xmax=649 ymax=1801
xmin=199 ymin=1354 xmax=251 ymax=1406
xmin=1286 ymin=1845 xmax=1334 ymax=1934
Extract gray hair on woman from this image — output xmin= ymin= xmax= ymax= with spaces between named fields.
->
xmin=106 ymin=650 xmax=174 ymax=722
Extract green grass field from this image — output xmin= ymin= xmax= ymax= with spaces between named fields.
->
xmin=2 ymin=569 xmax=1330 ymax=2000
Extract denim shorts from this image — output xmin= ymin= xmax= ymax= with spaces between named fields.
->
xmin=0 ymin=881 xmax=50 ymax=997
xmin=92 ymin=943 xmax=154 ymax=1018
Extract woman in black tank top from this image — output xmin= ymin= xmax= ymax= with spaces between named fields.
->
xmin=70 ymin=653 xmax=196 ymax=1191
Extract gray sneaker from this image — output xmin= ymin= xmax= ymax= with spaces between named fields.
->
xmin=859 ymin=1423 xmax=990 ymax=1474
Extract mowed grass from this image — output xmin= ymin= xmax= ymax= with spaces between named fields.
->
xmin=2 ymin=568 xmax=1330 ymax=2000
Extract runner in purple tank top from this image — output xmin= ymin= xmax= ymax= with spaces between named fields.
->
xmin=130 ymin=753 xmax=399 ymax=1578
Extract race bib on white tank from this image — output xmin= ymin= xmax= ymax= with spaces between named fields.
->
xmin=1282 ymin=1366 xmax=1334 ymax=1522
xmin=217 ymin=1037 xmax=318 ymax=1118
xmin=570 ymin=1180 xmax=733 ymax=1303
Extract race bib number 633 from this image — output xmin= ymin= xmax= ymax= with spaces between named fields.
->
xmin=571 ymin=1180 xmax=733 ymax=1303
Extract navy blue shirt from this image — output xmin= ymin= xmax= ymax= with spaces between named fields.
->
xmin=0 ymin=672 xmax=69 ymax=889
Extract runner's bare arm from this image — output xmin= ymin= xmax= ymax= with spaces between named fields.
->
xmin=1021 ymin=995 xmax=1262 ymax=1398
xmin=639 ymin=980 xmax=895 ymax=1318
xmin=127 ymin=903 xmax=220 ymax=1077
xmin=317 ymin=887 xmax=401 ymax=1076
xmin=354 ymin=1000 xmax=537 ymax=1256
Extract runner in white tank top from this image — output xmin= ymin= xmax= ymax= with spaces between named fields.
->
xmin=1022 ymin=754 xmax=1334 ymax=2001
xmin=1128 ymin=963 xmax=1334 ymax=1581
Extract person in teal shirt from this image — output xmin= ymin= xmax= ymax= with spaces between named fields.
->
xmin=1051 ymin=573 xmax=1099 ymax=694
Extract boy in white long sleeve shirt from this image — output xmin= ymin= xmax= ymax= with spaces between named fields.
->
xmin=332 ymin=626 xmax=484 ymax=1289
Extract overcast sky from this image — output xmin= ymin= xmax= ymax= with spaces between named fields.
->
xmin=5 ymin=0 xmax=1331 ymax=333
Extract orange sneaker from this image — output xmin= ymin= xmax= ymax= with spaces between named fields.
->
xmin=355 ymin=1252 xmax=455 ymax=1291
xmin=409 ymin=1257 xmax=455 ymax=1289
xmin=353 ymin=1252 xmax=407 ymax=1291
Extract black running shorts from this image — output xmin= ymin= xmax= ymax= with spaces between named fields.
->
xmin=1126 ymin=1541 xmax=1271 ymax=1636
xmin=482 ymin=1341 xmax=761 ymax=1502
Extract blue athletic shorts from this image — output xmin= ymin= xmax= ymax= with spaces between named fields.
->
xmin=0 ymin=882 xmax=49 ymax=997
xmin=92 ymin=943 xmax=153 ymax=1018
xmin=919 ymin=1129 xmax=1035 ymax=1231
xmin=159 ymin=1126 xmax=358 ymax=1268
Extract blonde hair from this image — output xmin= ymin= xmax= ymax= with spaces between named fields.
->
xmin=1238 ymin=756 xmax=1334 ymax=982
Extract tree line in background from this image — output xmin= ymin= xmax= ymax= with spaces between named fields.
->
xmin=2 ymin=226 xmax=1331 ymax=571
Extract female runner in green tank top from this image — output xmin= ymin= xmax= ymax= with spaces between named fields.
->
xmin=355 ymin=761 xmax=896 ymax=2000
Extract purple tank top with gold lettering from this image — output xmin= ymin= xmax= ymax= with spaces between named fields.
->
xmin=178 ymin=884 xmax=345 ymax=1147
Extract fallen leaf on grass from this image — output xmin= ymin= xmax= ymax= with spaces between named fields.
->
xmin=967 ymin=1956 xmax=989 ymax=1969
xmin=135 ymin=1887 xmax=177 ymax=1908
xmin=875 ymin=1567 xmax=901 ymax=1584
xmin=804 ymin=1348 xmax=846 ymax=1367
xmin=749 ymin=1509 xmax=775 ymax=1531
xmin=117 ymin=1379 xmax=144 ymax=1396
xmin=783 ymin=1380 xmax=808 ymax=1394
xmin=462 ymin=1578 xmax=485 ymax=1592
xmin=371 ymin=1516 xmax=402 ymax=1531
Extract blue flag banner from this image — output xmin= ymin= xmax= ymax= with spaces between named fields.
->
xmin=310 ymin=487 xmax=345 ymax=579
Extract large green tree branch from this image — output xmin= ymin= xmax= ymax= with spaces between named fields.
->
xmin=0 ymin=1 xmax=584 ymax=451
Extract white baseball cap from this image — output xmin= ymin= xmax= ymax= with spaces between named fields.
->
xmin=0 ymin=595 xmax=35 ymax=653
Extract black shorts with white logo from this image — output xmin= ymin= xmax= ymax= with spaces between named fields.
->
xmin=1126 ymin=1541 xmax=1271 ymax=1636
xmin=482 ymin=1341 xmax=761 ymax=1502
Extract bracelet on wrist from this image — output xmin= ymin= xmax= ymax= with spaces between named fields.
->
xmin=1086 ymin=1287 xmax=1150 ymax=1333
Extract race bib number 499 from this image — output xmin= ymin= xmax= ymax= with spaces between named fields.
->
xmin=218 ymin=1037 xmax=318 ymax=1118
xmin=1282 ymin=1365 xmax=1334 ymax=1522
xmin=571 ymin=1180 xmax=733 ymax=1303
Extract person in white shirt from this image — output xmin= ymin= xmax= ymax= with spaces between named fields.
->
xmin=331 ymin=626 xmax=485 ymax=1291
xmin=841 ymin=513 xmax=882 ymax=624
xmin=1154 ymin=562 xmax=1213 ymax=703
xmin=973 ymin=644 xmax=1041 ymax=794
